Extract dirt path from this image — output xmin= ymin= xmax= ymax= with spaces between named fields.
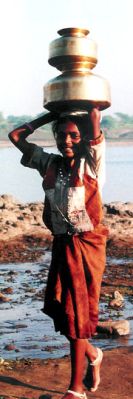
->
xmin=0 ymin=347 xmax=133 ymax=399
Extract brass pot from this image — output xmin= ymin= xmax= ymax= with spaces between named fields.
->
xmin=44 ymin=71 xmax=110 ymax=112
xmin=43 ymin=28 xmax=111 ymax=112
xmin=48 ymin=27 xmax=98 ymax=71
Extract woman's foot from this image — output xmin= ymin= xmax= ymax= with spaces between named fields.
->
xmin=62 ymin=390 xmax=87 ymax=399
xmin=83 ymin=347 xmax=103 ymax=392
xmin=90 ymin=348 xmax=103 ymax=392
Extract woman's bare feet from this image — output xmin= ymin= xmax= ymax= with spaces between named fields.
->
xmin=83 ymin=344 xmax=103 ymax=392
xmin=62 ymin=390 xmax=87 ymax=399
xmin=90 ymin=348 xmax=103 ymax=392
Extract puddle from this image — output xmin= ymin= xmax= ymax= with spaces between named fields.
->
xmin=0 ymin=252 xmax=133 ymax=359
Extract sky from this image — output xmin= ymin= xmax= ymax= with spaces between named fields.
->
xmin=0 ymin=0 xmax=133 ymax=118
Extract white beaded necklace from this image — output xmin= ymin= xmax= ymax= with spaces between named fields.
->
xmin=58 ymin=167 xmax=71 ymax=186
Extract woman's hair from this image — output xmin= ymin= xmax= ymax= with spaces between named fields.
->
xmin=52 ymin=114 xmax=90 ymax=138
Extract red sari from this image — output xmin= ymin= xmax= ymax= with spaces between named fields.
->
xmin=42 ymin=225 xmax=108 ymax=339
xmin=20 ymin=134 xmax=108 ymax=339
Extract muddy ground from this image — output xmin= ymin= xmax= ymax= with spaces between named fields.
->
xmin=0 ymin=347 xmax=133 ymax=399
xmin=0 ymin=199 xmax=133 ymax=398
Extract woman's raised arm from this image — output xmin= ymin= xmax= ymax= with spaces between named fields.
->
xmin=8 ymin=112 xmax=58 ymax=153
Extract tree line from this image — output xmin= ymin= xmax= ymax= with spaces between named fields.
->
xmin=0 ymin=111 xmax=53 ymax=140
xmin=0 ymin=111 xmax=133 ymax=140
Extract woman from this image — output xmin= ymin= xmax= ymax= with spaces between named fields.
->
xmin=9 ymin=108 xmax=108 ymax=398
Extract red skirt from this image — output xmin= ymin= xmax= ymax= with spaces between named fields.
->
xmin=42 ymin=225 xmax=108 ymax=339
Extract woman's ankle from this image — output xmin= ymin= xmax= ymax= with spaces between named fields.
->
xmin=69 ymin=384 xmax=84 ymax=393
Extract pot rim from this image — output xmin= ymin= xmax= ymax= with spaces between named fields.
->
xmin=57 ymin=27 xmax=90 ymax=37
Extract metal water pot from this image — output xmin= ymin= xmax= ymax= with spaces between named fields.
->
xmin=43 ymin=28 xmax=111 ymax=112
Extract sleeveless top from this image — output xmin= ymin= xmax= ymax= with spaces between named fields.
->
xmin=21 ymin=133 xmax=105 ymax=235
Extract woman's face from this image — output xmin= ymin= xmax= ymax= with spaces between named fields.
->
xmin=56 ymin=121 xmax=82 ymax=159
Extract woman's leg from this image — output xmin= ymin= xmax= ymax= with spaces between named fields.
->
xmin=63 ymin=338 xmax=102 ymax=398
xmin=63 ymin=338 xmax=87 ymax=399
xmin=69 ymin=338 xmax=86 ymax=393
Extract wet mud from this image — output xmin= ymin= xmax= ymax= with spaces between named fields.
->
xmin=0 ymin=237 xmax=133 ymax=360
xmin=0 ymin=199 xmax=133 ymax=360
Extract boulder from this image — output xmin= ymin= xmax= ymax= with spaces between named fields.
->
xmin=97 ymin=319 xmax=130 ymax=336
xmin=109 ymin=290 xmax=124 ymax=308
xmin=0 ymin=292 xmax=11 ymax=302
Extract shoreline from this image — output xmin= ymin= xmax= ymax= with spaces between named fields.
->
xmin=0 ymin=197 xmax=132 ymax=282
xmin=0 ymin=196 xmax=133 ymax=262
xmin=0 ymin=140 xmax=56 ymax=148
xmin=0 ymin=139 xmax=133 ymax=148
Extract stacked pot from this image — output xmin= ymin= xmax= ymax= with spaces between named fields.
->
xmin=43 ymin=28 xmax=111 ymax=112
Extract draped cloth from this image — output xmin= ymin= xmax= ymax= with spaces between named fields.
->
xmin=19 ymin=131 xmax=108 ymax=338
xmin=42 ymin=225 xmax=108 ymax=339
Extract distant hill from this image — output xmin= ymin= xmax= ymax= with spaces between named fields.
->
xmin=0 ymin=111 xmax=133 ymax=142
xmin=119 ymin=131 xmax=133 ymax=140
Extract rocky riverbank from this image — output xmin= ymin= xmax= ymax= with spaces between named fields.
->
xmin=0 ymin=194 xmax=133 ymax=262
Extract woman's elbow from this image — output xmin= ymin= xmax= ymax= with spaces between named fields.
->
xmin=8 ymin=131 xmax=15 ymax=143
xmin=8 ymin=129 xmax=20 ymax=144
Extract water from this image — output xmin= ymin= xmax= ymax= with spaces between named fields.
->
xmin=0 ymin=253 xmax=132 ymax=360
xmin=103 ymin=144 xmax=133 ymax=202
xmin=0 ymin=144 xmax=133 ymax=203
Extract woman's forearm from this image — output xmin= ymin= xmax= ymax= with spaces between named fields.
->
xmin=8 ymin=111 xmax=58 ymax=153
xmin=28 ymin=111 xmax=58 ymax=130
xmin=8 ymin=125 xmax=34 ymax=152
xmin=89 ymin=108 xmax=101 ymax=139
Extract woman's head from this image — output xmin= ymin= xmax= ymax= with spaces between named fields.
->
xmin=52 ymin=114 xmax=89 ymax=159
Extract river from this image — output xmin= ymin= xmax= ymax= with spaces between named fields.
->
xmin=0 ymin=143 xmax=133 ymax=203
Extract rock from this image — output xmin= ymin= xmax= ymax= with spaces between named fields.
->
xmin=114 ymin=290 xmax=124 ymax=301
xmin=97 ymin=319 xmax=130 ymax=336
xmin=0 ymin=195 xmax=45 ymax=240
xmin=8 ymin=270 xmax=18 ymax=276
xmin=4 ymin=344 xmax=16 ymax=351
xmin=0 ymin=194 xmax=18 ymax=209
xmin=0 ymin=293 xmax=11 ymax=302
xmin=2 ymin=287 xmax=13 ymax=294
xmin=14 ymin=324 xmax=28 ymax=329
xmin=109 ymin=290 xmax=124 ymax=308
xmin=104 ymin=202 xmax=133 ymax=217
xmin=0 ymin=196 xmax=133 ymax=249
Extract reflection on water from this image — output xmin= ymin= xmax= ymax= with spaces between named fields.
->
xmin=0 ymin=252 xmax=132 ymax=360
xmin=1 ymin=144 xmax=133 ymax=203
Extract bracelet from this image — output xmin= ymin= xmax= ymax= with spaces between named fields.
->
xmin=25 ymin=123 xmax=34 ymax=133
xmin=83 ymin=130 xmax=102 ymax=142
